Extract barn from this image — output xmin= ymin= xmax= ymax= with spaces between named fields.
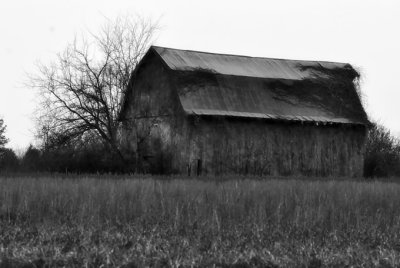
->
xmin=118 ymin=46 xmax=370 ymax=176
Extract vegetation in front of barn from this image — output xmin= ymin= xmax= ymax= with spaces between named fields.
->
xmin=1 ymin=176 xmax=400 ymax=267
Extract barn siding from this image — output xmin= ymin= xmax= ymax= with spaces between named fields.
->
xmin=171 ymin=117 xmax=366 ymax=177
xmin=120 ymin=51 xmax=180 ymax=172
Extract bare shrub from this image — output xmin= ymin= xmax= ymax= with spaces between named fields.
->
xmin=364 ymin=122 xmax=400 ymax=177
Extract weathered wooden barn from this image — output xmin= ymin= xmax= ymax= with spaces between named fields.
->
xmin=119 ymin=46 xmax=370 ymax=176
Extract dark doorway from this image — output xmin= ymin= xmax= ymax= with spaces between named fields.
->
xmin=197 ymin=159 xmax=202 ymax=176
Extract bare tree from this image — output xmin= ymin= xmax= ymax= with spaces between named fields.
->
xmin=30 ymin=15 xmax=158 ymax=160
xmin=0 ymin=117 xmax=8 ymax=148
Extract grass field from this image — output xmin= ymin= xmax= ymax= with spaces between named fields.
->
xmin=1 ymin=175 xmax=400 ymax=267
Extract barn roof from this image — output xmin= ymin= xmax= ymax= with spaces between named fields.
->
xmin=122 ymin=46 xmax=370 ymax=126
xmin=152 ymin=46 xmax=349 ymax=81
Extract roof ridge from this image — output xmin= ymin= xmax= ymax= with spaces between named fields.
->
xmin=151 ymin=45 xmax=350 ymax=66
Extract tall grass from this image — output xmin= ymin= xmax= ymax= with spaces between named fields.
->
xmin=2 ymin=175 xmax=400 ymax=266
xmin=1 ymin=176 xmax=400 ymax=233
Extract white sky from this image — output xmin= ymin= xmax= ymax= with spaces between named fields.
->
xmin=0 ymin=0 xmax=399 ymax=150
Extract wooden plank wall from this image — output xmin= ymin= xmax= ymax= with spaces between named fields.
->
xmin=171 ymin=117 xmax=366 ymax=177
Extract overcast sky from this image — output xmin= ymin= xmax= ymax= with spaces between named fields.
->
xmin=0 ymin=0 xmax=399 ymax=150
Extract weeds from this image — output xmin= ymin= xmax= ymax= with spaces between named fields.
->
xmin=1 ymin=175 xmax=400 ymax=267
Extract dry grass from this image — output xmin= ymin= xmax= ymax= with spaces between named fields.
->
xmin=1 ymin=175 xmax=400 ymax=267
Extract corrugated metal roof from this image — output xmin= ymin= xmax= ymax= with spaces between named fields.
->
xmin=152 ymin=46 xmax=349 ymax=80
xmin=187 ymin=109 xmax=361 ymax=125
xmin=170 ymin=62 xmax=369 ymax=125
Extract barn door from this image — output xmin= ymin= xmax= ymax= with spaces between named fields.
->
xmin=197 ymin=159 xmax=202 ymax=176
